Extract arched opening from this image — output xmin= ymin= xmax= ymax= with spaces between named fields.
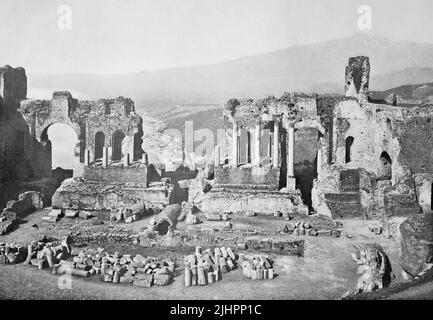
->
xmin=378 ymin=151 xmax=392 ymax=180
xmin=94 ymin=131 xmax=105 ymax=160
xmin=345 ymin=136 xmax=354 ymax=163
xmin=295 ymin=128 xmax=320 ymax=210
xmin=42 ymin=123 xmax=79 ymax=171
xmin=112 ymin=130 xmax=125 ymax=161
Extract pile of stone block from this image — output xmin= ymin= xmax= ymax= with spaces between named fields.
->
xmin=0 ymin=242 xmax=27 ymax=264
xmin=109 ymin=203 xmax=146 ymax=223
xmin=25 ymin=234 xmax=72 ymax=269
xmin=57 ymin=248 xmax=175 ymax=287
xmin=283 ymin=220 xmax=341 ymax=237
xmin=42 ymin=208 xmax=94 ymax=223
xmin=240 ymin=254 xmax=274 ymax=280
xmin=183 ymin=246 xmax=238 ymax=287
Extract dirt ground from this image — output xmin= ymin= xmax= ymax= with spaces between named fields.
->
xmin=0 ymin=209 xmax=408 ymax=300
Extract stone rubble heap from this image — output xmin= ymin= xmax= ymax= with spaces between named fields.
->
xmin=239 ymin=253 xmax=274 ymax=280
xmin=0 ymin=242 xmax=27 ymax=264
xmin=283 ymin=220 xmax=341 ymax=237
xmin=184 ymin=246 xmax=238 ymax=287
xmin=56 ymin=248 xmax=175 ymax=287
xmin=24 ymin=234 xmax=72 ymax=269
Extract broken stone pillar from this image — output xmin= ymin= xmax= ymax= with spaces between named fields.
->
xmin=123 ymin=153 xmax=130 ymax=166
xmin=253 ymin=121 xmax=261 ymax=166
xmin=272 ymin=119 xmax=279 ymax=167
xmin=344 ymin=56 xmax=370 ymax=101
xmin=287 ymin=125 xmax=296 ymax=189
xmin=232 ymin=121 xmax=239 ymax=167
xmin=102 ymin=147 xmax=109 ymax=167
xmin=84 ymin=149 xmax=91 ymax=166
xmin=214 ymin=145 xmax=220 ymax=166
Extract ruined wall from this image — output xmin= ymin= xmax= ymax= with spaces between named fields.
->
xmin=214 ymin=166 xmax=280 ymax=188
xmin=0 ymin=66 xmax=44 ymax=210
xmin=83 ymin=165 xmax=148 ymax=185
xmin=20 ymin=94 xmax=144 ymax=176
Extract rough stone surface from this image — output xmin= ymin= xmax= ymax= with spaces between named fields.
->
xmin=400 ymin=213 xmax=433 ymax=277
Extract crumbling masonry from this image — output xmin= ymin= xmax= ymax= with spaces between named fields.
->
xmin=203 ymin=56 xmax=433 ymax=224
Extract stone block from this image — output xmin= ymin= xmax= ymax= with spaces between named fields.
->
xmin=153 ymin=274 xmax=171 ymax=286
xmin=205 ymin=213 xmax=221 ymax=221
xmin=64 ymin=209 xmax=79 ymax=218
xmin=133 ymin=274 xmax=153 ymax=287
xmin=48 ymin=209 xmax=63 ymax=218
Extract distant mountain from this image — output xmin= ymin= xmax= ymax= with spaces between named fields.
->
xmin=27 ymin=33 xmax=433 ymax=116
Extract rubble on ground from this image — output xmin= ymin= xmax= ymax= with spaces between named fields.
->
xmin=239 ymin=253 xmax=274 ymax=280
xmin=282 ymin=220 xmax=341 ymax=237
xmin=0 ymin=242 xmax=27 ymax=264
xmin=183 ymin=246 xmax=238 ymax=287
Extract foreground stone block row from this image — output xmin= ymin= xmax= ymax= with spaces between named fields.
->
xmin=56 ymin=248 xmax=175 ymax=287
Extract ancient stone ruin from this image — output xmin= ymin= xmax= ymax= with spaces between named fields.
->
xmin=1 ymin=56 xmax=433 ymax=299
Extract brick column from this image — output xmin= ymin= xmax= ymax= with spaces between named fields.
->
xmin=232 ymin=122 xmax=239 ymax=167
xmin=214 ymin=145 xmax=221 ymax=166
xmin=272 ymin=119 xmax=279 ymax=167
xmin=286 ymin=125 xmax=295 ymax=189
xmin=102 ymin=147 xmax=109 ymax=167
xmin=253 ymin=121 xmax=261 ymax=166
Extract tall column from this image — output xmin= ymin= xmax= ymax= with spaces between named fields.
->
xmin=123 ymin=153 xmax=130 ymax=166
xmin=214 ymin=145 xmax=221 ymax=166
xmin=286 ymin=125 xmax=296 ymax=189
xmin=253 ymin=121 xmax=261 ymax=166
xmin=272 ymin=119 xmax=279 ymax=167
xmin=102 ymin=147 xmax=109 ymax=167
xmin=232 ymin=122 xmax=239 ymax=167
xmin=316 ymin=147 xmax=322 ymax=179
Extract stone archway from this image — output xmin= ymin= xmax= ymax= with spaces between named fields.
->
xmin=40 ymin=123 xmax=80 ymax=176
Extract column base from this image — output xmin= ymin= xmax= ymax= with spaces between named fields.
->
xmin=286 ymin=176 xmax=296 ymax=190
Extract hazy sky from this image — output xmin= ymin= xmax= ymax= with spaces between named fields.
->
xmin=1 ymin=0 xmax=433 ymax=74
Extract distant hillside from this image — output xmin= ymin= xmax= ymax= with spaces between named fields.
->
xmin=370 ymin=82 xmax=433 ymax=104
xmin=27 ymin=33 xmax=433 ymax=116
